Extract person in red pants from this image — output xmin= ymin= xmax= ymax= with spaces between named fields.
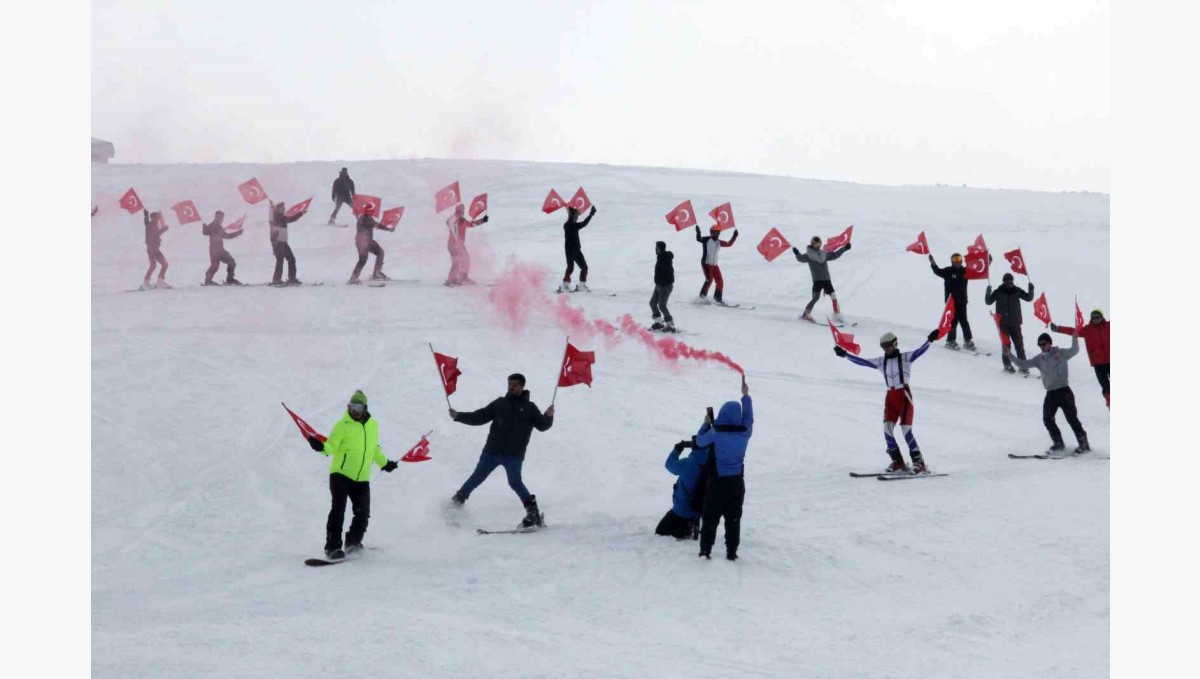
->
xmin=1051 ymin=309 xmax=1110 ymax=409
xmin=445 ymin=204 xmax=488 ymax=286
xmin=695 ymin=224 xmax=738 ymax=304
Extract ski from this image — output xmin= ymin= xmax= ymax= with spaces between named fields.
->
xmin=259 ymin=282 xmax=325 ymax=287
xmin=713 ymin=302 xmax=754 ymax=310
xmin=646 ymin=327 xmax=693 ymax=336
xmin=941 ymin=345 xmax=992 ymax=357
xmin=877 ymin=473 xmax=949 ymax=481
xmin=477 ymin=526 xmax=545 ymax=535
xmin=850 ymin=471 xmax=908 ymax=478
xmin=804 ymin=318 xmax=856 ymax=328
xmin=1008 ymin=452 xmax=1080 ymax=460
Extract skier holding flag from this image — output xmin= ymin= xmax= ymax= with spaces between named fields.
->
xmin=695 ymin=224 xmax=738 ymax=304
xmin=928 ymin=253 xmax=974 ymax=350
xmin=268 ymin=200 xmax=306 ymax=285
xmin=795 ymin=235 xmax=850 ymax=322
xmin=985 ymin=273 xmax=1035 ymax=374
xmin=445 ymin=203 xmax=488 ymax=286
xmin=1051 ymin=309 xmax=1110 ymax=409
xmin=201 ymin=211 xmax=243 ymax=286
xmin=141 ymin=209 xmax=170 ymax=290
xmin=1004 ymin=334 xmax=1091 ymax=454
xmin=833 ymin=328 xmax=941 ymax=474
xmin=348 ymin=206 xmax=394 ymax=284
xmin=558 ymin=204 xmax=597 ymax=292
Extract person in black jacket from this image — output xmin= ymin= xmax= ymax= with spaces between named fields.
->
xmin=650 ymin=241 xmax=675 ymax=332
xmin=985 ymin=273 xmax=1035 ymax=374
xmin=328 ymin=168 xmax=356 ymax=225
xmin=201 ymin=211 xmax=243 ymax=285
xmin=558 ymin=205 xmax=597 ymax=292
xmin=929 ymin=252 xmax=973 ymax=349
xmin=448 ymin=373 xmax=556 ymax=529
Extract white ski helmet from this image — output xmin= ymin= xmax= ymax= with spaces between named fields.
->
xmin=879 ymin=331 xmax=897 ymax=346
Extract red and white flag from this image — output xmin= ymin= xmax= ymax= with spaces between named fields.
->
xmin=224 ymin=215 xmax=246 ymax=233
xmin=353 ymin=194 xmax=381 ymax=217
xmin=435 ymin=181 xmax=461 ymax=213
xmin=568 ymin=187 xmax=592 ymax=212
xmin=432 ymin=351 xmax=462 ymax=396
xmin=119 ymin=188 xmax=143 ymax=214
xmin=991 ymin=311 xmax=1011 ymax=349
xmin=281 ymin=403 xmax=327 ymax=443
xmin=964 ymin=250 xmax=989 ymax=280
xmin=1075 ymin=297 xmax=1085 ymax=334
xmin=468 ymin=193 xmax=488 ymax=219
xmin=967 ymin=234 xmax=988 ymax=255
xmin=558 ymin=343 xmax=596 ymax=388
xmin=380 ymin=206 xmax=405 ymax=228
xmin=708 ymin=202 xmax=736 ymax=231
xmin=756 ymin=228 xmax=791 ymax=262
xmin=542 ymin=188 xmax=566 ymax=214
xmin=906 ymin=231 xmax=930 ymax=255
xmin=828 ymin=321 xmax=861 ymax=355
xmin=1033 ymin=292 xmax=1052 ymax=327
xmin=400 ymin=434 xmax=432 ymax=463
xmin=238 ymin=178 xmax=268 ymax=205
xmin=665 ymin=200 xmax=697 ymax=231
xmin=285 ymin=198 xmax=312 ymax=218
xmin=936 ymin=296 xmax=957 ymax=339
xmin=1004 ymin=248 xmax=1028 ymax=276
xmin=823 ymin=225 xmax=854 ymax=252
xmin=172 ymin=200 xmax=201 ymax=224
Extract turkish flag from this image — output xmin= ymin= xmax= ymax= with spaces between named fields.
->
xmin=906 ymin=231 xmax=929 ymax=255
xmin=1075 ymin=297 xmax=1085 ymax=334
xmin=285 ymin=198 xmax=312 ymax=218
xmin=238 ymin=178 xmax=268 ymax=205
xmin=542 ymin=188 xmax=566 ymax=214
xmin=756 ymin=228 xmax=791 ymax=262
xmin=665 ymin=200 xmax=697 ymax=231
xmin=936 ymin=296 xmax=956 ymax=339
xmin=433 ymin=351 xmax=462 ymax=396
xmin=967 ymin=234 xmax=988 ymax=255
xmin=1004 ymin=248 xmax=1028 ymax=275
xmin=991 ymin=311 xmax=1011 ymax=349
xmin=964 ymin=250 xmax=989 ymax=280
xmin=119 ymin=188 xmax=143 ymax=214
xmin=468 ymin=193 xmax=488 ymax=219
xmin=828 ymin=321 xmax=861 ymax=355
xmin=281 ymin=402 xmax=327 ymax=443
xmin=568 ymin=187 xmax=592 ymax=212
xmin=435 ymin=181 xmax=461 ymax=213
xmin=380 ymin=206 xmax=405 ymax=228
xmin=353 ymin=194 xmax=381 ymax=217
xmin=225 ymin=215 xmax=246 ymax=233
xmin=823 ymin=225 xmax=854 ymax=252
xmin=1033 ymin=292 xmax=1052 ymax=327
xmin=708 ymin=202 xmax=736 ymax=231
xmin=172 ymin=200 xmax=201 ymax=224
xmin=558 ymin=343 xmax=596 ymax=388
xmin=400 ymin=434 xmax=432 ymax=463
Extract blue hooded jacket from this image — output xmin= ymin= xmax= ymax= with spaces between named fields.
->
xmin=666 ymin=442 xmax=710 ymax=519
xmin=695 ymin=395 xmax=753 ymax=477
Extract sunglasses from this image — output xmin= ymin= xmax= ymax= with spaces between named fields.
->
xmin=347 ymin=403 xmax=366 ymax=414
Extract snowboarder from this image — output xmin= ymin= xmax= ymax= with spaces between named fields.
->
xmin=656 ymin=437 xmax=708 ymax=540
xmin=695 ymin=224 xmax=738 ymax=304
xmin=985 ymin=273 xmax=1035 ymax=374
xmin=1051 ymin=309 xmax=1110 ymax=409
xmin=1005 ymin=333 xmax=1090 ymax=454
xmin=833 ymin=329 xmax=940 ymax=474
xmin=447 ymin=374 xmax=556 ymax=529
xmin=445 ymin=204 xmax=488 ymax=286
xmin=694 ymin=380 xmax=753 ymax=561
xmin=268 ymin=200 xmax=306 ymax=285
xmin=328 ymin=167 xmax=355 ymax=225
xmin=305 ymin=390 xmax=399 ymax=560
xmin=650 ymin=240 xmax=675 ymax=332
xmin=558 ymin=205 xmax=597 ymax=292
xmin=929 ymin=252 xmax=974 ymax=349
xmin=201 ymin=210 xmax=243 ymax=286
xmin=794 ymin=236 xmax=850 ymax=322
xmin=141 ymin=209 xmax=170 ymax=289
xmin=349 ymin=209 xmax=395 ymax=284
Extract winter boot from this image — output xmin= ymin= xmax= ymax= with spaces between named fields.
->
xmin=324 ymin=547 xmax=345 ymax=560
xmin=1048 ymin=440 xmax=1066 ymax=453
xmin=203 ymin=278 xmax=218 ymax=286
xmin=945 ymin=339 xmax=959 ymax=350
xmin=519 ymin=496 xmax=544 ymax=530
xmin=577 ymin=282 xmax=590 ymax=292
xmin=287 ymin=278 xmax=302 ymax=286
xmin=1004 ymin=364 xmax=1017 ymax=374
xmin=344 ymin=542 xmax=363 ymax=555
xmin=884 ymin=449 xmax=908 ymax=473
xmin=1074 ymin=435 xmax=1091 ymax=455
xmin=963 ymin=340 xmax=977 ymax=351
xmin=698 ymin=550 xmax=711 ymax=559
xmin=371 ymin=271 xmax=390 ymax=281
xmin=557 ymin=282 xmax=570 ymax=293
xmin=800 ymin=310 xmax=813 ymax=321
xmin=663 ymin=320 xmax=676 ymax=333
xmin=651 ymin=319 xmax=664 ymax=331
xmin=449 ymin=491 xmax=466 ymax=508
xmin=697 ymin=294 xmax=710 ymax=304
xmin=154 ymin=278 xmax=171 ymax=289
xmin=347 ymin=275 xmax=361 ymax=285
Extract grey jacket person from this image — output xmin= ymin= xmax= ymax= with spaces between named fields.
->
xmin=794 ymin=245 xmax=846 ymax=282
xmin=1010 ymin=336 xmax=1079 ymax=391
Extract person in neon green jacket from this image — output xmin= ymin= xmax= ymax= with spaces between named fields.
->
xmin=307 ymin=390 xmax=398 ymax=560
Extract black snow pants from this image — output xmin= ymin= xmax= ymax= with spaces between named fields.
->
xmin=699 ymin=474 xmax=745 ymax=558
xmin=326 ymin=473 xmax=371 ymax=551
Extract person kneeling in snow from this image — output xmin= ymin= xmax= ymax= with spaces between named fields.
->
xmin=695 ymin=380 xmax=753 ymax=560
xmin=656 ymin=437 xmax=709 ymax=540
xmin=307 ymin=390 xmax=398 ymax=560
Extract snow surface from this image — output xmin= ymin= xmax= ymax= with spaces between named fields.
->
xmin=92 ymin=159 xmax=1109 ymax=678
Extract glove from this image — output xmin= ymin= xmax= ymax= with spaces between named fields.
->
xmin=382 ymin=460 xmax=398 ymax=473
xmin=833 ymin=345 xmax=847 ymax=357
xmin=482 ymin=215 xmax=489 ymax=223
xmin=1049 ymin=322 xmax=1059 ymax=331
xmin=308 ymin=436 xmax=324 ymax=452
xmin=673 ymin=442 xmax=686 ymax=455
xmin=792 ymin=247 xmax=800 ymax=255
xmin=843 ymin=242 xmax=852 ymax=251
xmin=928 ymin=254 xmax=935 ymax=263
xmin=927 ymin=330 xmax=939 ymax=343
xmin=590 ymin=206 xmax=597 ymax=214
xmin=143 ymin=209 xmax=149 ymax=217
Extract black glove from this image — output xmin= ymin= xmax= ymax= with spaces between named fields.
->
xmin=843 ymin=242 xmax=852 ymax=251
xmin=308 ymin=436 xmax=324 ymax=452
xmin=143 ymin=208 xmax=149 ymax=217
xmin=833 ymin=345 xmax=847 ymax=357
xmin=482 ymin=215 xmax=489 ymax=223
xmin=590 ymin=206 xmax=597 ymax=214
xmin=673 ymin=442 xmax=687 ymax=454
xmin=927 ymin=330 xmax=939 ymax=343
xmin=1049 ymin=322 xmax=1058 ymax=331
xmin=792 ymin=246 xmax=800 ymax=255
xmin=928 ymin=254 xmax=935 ymax=263
xmin=382 ymin=460 xmax=398 ymax=473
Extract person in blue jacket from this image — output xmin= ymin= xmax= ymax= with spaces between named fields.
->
xmin=694 ymin=380 xmax=753 ymax=561
xmin=656 ymin=438 xmax=710 ymax=540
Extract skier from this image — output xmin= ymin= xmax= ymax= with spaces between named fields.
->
xmin=656 ymin=437 xmax=708 ymax=540
xmin=649 ymin=240 xmax=675 ymax=332
xmin=833 ymin=329 xmax=941 ymax=474
xmin=985 ymin=273 xmax=1035 ymax=374
xmin=328 ymin=167 xmax=356 ymax=225
xmin=447 ymin=374 xmax=556 ymax=529
xmin=929 ymin=252 xmax=974 ymax=349
xmin=201 ymin=210 xmax=243 ymax=286
xmin=348 ymin=209 xmax=395 ymax=284
xmin=445 ymin=203 xmax=488 ymax=286
xmin=695 ymin=224 xmax=739 ymax=304
xmin=558 ymin=205 xmax=597 ymax=292
xmin=794 ymin=236 xmax=850 ymax=322
xmin=305 ymin=390 xmax=399 ymax=560
xmin=1005 ymin=333 xmax=1091 ymax=453
xmin=694 ymin=380 xmax=753 ymax=561
xmin=1051 ymin=309 xmax=1111 ymax=409
xmin=268 ymin=200 xmax=306 ymax=285
xmin=141 ymin=209 xmax=170 ymax=289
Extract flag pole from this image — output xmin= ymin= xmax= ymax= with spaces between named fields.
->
xmin=1018 ymin=242 xmax=1034 ymax=286
xmin=551 ymin=336 xmax=569 ymax=407
xmin=429 ymin=343 xmax=452 ymax=410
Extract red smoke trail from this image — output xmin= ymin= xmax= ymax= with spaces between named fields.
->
xmin=617 ymin=315 xmax=744 ymax=374
xmin=487 ymin=261 xmax=551 ymax=331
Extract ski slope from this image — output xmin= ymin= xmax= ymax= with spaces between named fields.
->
xmin=91 ymin=159 xmax=1109 ymax=678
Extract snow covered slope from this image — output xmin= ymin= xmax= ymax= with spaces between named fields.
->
xmin=92 ymin=159 xmax=1109 ymax=678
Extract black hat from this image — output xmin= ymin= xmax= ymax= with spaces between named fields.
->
xmin=1037 ymin=333 xmax=1052 ymax=344
xmin=1002 ymin=273 xmax=1015 ymax=282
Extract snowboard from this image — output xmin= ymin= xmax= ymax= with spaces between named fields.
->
xmin=804 ymin=317 xmax=856 ymax=328
xmin=941 ymin=344 xmax=992 ymax=357
xmin=260 ymin=282 xmax=324 ymax=287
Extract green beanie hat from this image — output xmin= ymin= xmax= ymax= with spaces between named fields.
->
xmin=350 ymin=390 xmax=367 ymax=406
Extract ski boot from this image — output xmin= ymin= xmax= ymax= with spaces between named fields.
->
xmin=800 ymin=310 xmax=813 ymax=321
xmin=347 ymin=275 xmax=361 ymax=285
xmin=286 ymin=278 xmax=302 ymax=286
xmin=324 ymin=547 xmax=345 ymax=560
xmin=154 ymin=278 xmax=171 ymax=289
xmin=963 ymin=340 xmax=977 ymax=351
xmin=651 ymin=319 xmax=664 ymax=331
xmin=663 ymin=320 xmax=676 ymax=333
xmin=225 ymin=277 xmax=243 ymax=286
xmin=449 ymin=490 xmax=467 ymax=508
xmin=371 ymin=272 xmax=391 ymax=281
xmin=910 ymin=451 xmax=928 ymax=475
xmin=557 ymin=282 xmax=570 ymax=293
xmin=884 ymin=449 xmax=908 ymax=474
xmin=1074 ymin=435 xmax=1091 ymax=455
xmin=202 ymin=279 xmax=219 ymax=286
xmin=344 ymin=542 xmax=363 ymax=556
xmin=1004 ymin=364 xmax=1017 ymax=374
xmin=139 ymin=280 xmax=153 ymax=291
xmin=1048 ymin=441 xmax=1066 ymax=455
xmin=519 ymin=496 xmax=544 ymax=530
xmin=698 ymin=550 xmax=711 ymax=560
xmin=945 ymin=340 xmax=959 ymax=350
xmin=697 ymin=294 xmax=711 ymax=305
xmin=1019 ymin=367 xmax=1030 ymax=376
xmin=577 ymin=282 xmax=590 ymax=292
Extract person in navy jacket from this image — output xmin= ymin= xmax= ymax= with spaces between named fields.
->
xmin=693 ymin=380 xmax=753 ymax=560
xmin=656 ymin=437 xmax=710 ymax=540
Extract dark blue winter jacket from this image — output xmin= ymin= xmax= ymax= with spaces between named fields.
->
xmin=695 ymin=395 xmax=753 ymax=477
xmin=666 ymin=442 xmax=710 ymax=519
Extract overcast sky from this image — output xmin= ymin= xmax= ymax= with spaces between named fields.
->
xmin=92 ymin=0 xmax=1109 ymax=192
